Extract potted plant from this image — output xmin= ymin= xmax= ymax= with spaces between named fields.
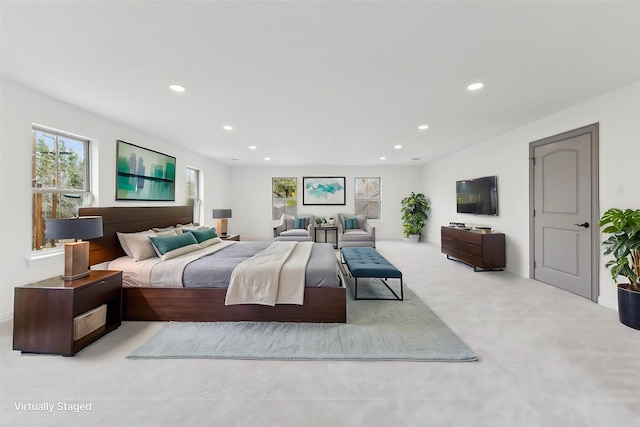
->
xmin=600 ymin=208 xmax=640 ymax=330
xmin=401 ymin=192 xmax=431 ymax=242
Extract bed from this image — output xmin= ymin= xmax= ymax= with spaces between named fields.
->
xmin=79 ymin=206 xmax=346 ymax=323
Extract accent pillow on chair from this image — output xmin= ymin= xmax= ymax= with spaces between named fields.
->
xmin=294 ymin=217 xmax=308 ymax=229
xmin=345 ymin=217 xmax=358 ymax=230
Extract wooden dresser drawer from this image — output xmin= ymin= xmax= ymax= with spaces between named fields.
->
xmin=440 ymin=226 xmax=505 ymax=272
xmin=458 ymin=251 xmax=483 ymax=268
xmin=459 ymin=241 xmax=483 ymax=256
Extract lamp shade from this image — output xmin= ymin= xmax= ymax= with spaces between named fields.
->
xmin=46 ymin=216 xmax=103 ymax=240
xmin=212 ymin=209 xmax=232 ymax=219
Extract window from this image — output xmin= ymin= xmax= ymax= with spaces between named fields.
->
xmin=32 ymin=127 xmax=90 ymax=251
xmin=186 ymin=167 xmax=201 ymax=224
xmin=272 ymin=177 xmax=297 ymax=220
xmin=355 ymin=177 xmax=380 ymax=219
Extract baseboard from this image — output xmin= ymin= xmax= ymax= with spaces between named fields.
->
xmin=598 ymin=296 xmax=617 ymax=311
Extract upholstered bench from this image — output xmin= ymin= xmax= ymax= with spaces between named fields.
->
xmin=341 ymin=247 xmax=403 ymax=301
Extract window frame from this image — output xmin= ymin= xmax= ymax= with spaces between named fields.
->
xmin=31 ymin=126 xmax=91 ymax=253
xmin=354 ymin=177 xmax=381 ymax=220
xmin=186 ymin=166 xmax=202 ymax=225
xmin=272 ymin=177 xmax=298 ymax=220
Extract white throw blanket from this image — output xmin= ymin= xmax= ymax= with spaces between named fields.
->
xmin=225 ymin=241 xmax=314 ymax=306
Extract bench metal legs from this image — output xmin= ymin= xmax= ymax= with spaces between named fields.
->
xmin=354 ymin=276 xmax=403 ymax=301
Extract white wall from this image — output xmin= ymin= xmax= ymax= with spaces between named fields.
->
xmin=3 ymin=77 xmax=638 ymax=318
xmin=0 ymin=79 xmax=230 ymax=318
xmin=423 ymin=80 xmax=640 ymax=309
xmin=229 ymin=165 xmax=423 ymax=241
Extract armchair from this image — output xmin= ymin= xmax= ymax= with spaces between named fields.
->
xmin=336 ymin=214 xmax=376 ymax=248
xmin=273 ymin=214 xmax=315 ymax=242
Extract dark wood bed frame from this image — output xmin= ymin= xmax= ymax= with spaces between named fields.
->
xmin=79 ymin=206 xmax=346 ymax=323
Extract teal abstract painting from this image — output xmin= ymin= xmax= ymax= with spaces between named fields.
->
xmin=303 ymin=177 xmax=345 ymax=205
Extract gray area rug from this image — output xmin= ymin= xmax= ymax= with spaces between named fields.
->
xmin=128 ymin=278 xmax=478 ymax=361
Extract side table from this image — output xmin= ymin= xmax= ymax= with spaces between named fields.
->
xmin=220 ymin=234 xmax=240 ymax=241
xmin=13 ymin=270 xmax=122 ymax=356
xmin=314 ymin=226 xmax=338 ymax=249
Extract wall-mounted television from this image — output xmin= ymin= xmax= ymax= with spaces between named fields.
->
xmin=456 ymin=176 xmax=498 ymax=216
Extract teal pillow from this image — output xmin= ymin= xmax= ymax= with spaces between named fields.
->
xmin=294 ymin=217 xmax=307 ymax=229
xmin=184 ymin=227 xmax=218 ymax=243
xmin=345 ymin=217 xmax=358 ymax=230
xmin=149 ymin=232 xmax=199 ymax=256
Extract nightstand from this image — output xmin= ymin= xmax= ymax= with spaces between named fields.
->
xmin=13 ymin=270 xmax=122 ymax=356
xmin=220 ymin=234 xmax=240 ymax=241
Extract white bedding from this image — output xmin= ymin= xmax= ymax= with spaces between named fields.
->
xmin=108 ymin=240 xmax=236 ymax=288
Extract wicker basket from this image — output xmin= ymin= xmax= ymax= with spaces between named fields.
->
xmin=73 ymin=304 xmax=107 ymax=341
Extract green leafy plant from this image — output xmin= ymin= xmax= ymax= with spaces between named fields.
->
xmin=401 ymin=192 xmax=431 ymax=238
xmin=600 ymin=208 xmax=640 ymax=291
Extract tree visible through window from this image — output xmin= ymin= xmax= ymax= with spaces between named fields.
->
xmin=186 ymin=167 xmax=201 ymax=224
xmin=32 ymin=128 xmax=90 ymax=251
xmin=272 ymin=177 xmax=297 ymax=220
xmin=355 ymin=177 xmax=380 ymax=219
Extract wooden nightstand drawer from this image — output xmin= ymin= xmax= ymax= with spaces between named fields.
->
xmin=13 ymin=270 xmax=122 ymax=356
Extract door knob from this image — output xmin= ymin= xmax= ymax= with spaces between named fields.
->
xmin=574 ymin=222 xmax=590 ymax=228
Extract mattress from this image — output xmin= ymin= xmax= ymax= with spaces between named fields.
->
xmin=110 ymin=241 xmax=341 ymax=288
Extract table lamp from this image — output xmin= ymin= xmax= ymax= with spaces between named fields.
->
xmin=46 ymin=216 xmax=103 ymax=280
xmin=212 ymin=209 xmax=232 ymax=237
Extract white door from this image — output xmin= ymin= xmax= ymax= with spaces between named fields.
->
xmin=531 ymin=124 xmax=598 ymax=301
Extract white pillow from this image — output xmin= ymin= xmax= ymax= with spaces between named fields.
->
xmin=117 ymin=229 xmax=176 ymax=261
xmin=199 ymin=236 xmax=222 ymax=248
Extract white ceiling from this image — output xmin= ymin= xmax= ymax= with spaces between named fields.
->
xmin=2 ymin=1 xmax=640 ymax=166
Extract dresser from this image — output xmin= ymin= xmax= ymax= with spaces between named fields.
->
xmin=441 ymin=226 xmax=505 ymax=271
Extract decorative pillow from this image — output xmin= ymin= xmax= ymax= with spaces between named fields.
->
xmin=148 ymin=232 xmax=201 ymax=261
xmin=281 ymin=214 xmax=295 ymax=230
xmin=180 ymin=225 xmax=206 ymax=231
xmin=175 ymin=223 xmax=194 ymax=228
xmin=184 ymin=227 xmax=218 ymax=243
xmin=152 ymin=226 xmax=174 ymax=233
xmin=294 ymin=217 xmax=308 ymax=229
xmin=199 ymin=236 xmax=222 ymax=248
xmin=117 ymin=230 xmax=166 ymax=261
xmin=345 ymin=217 xmax=359 ymax=230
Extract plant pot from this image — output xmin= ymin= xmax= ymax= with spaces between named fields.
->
xmin=618 ymin=284 xmax=640 ymax=330
xmin=404 ymin=235 xmax=420 ymax=243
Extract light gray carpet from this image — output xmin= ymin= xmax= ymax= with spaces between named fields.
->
xmin=128 ymin=278 xmax=478 ymax=361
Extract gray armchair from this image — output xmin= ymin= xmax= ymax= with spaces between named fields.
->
xmin=273 ymin=214 xmax=315 ymax=242
xmin=336 ymin=214 xmax=376 ymax=248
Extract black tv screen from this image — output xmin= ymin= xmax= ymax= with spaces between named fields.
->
xmin=456 ymin=176 xmax=498 ymax=216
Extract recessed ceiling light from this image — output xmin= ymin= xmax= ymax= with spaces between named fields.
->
xmin=249 ymin=146 xmax=257 ymax=150
xmin=418 ymin=125 xmax=429 ymax=130
xmin=264 ymin=157 xmax=270 ymax=161
xmin=223 ymin=125 xmax=233 ymax=131
xmin=394 ymin=145 xmax=402 ymax=149
xmin=380 ymin=156 xmax=386 ymax=160
xmin=467 ymin=82 xmax=484 ymax=91
xmin=169 ymin=84 xmax=186 ymax=92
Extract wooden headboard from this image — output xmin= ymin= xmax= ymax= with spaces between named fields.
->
xmin=79 ymin=206 xmax=193 ymax=266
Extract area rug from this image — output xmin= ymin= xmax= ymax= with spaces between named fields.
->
xmin=128 ymin=278 xmax=478 ymax=361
